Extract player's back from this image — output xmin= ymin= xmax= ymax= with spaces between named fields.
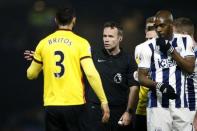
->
xmin=34 ymin=29 xmax=91 ymax=106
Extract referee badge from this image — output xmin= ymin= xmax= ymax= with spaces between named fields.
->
xmin=114 ymin=73 xmax=122 ymax=83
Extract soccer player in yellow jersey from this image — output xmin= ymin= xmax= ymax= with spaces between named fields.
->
xmin=134 ymin=16 xmax=157 ymax=131
xmin=26 ymin=7 xmax=109 ymax=131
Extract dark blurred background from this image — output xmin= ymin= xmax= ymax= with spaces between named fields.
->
xmin=0 ymin=0 xmax=196 ymax=130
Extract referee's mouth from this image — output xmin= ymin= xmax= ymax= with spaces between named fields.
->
xmin=104 ymin=44 xmax=111 ymax=48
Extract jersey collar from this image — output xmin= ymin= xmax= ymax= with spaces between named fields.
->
xmin=57 ymin=29 xmax=72 ymax=31
xmin=102 ymin=48 xmax=123 ymax=57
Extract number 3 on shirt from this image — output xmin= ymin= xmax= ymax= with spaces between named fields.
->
xmin=54 ymin=51 xmax=64 ymax=78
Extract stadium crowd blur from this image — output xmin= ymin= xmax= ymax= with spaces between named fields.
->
xmin=0 ymin=0 xmax=196 ymax=130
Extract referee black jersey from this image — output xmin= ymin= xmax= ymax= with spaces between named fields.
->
xmin=86 ymin=48 xmax=139 ymax=106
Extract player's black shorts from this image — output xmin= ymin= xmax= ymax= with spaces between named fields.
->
xmin=134 ymin=114 xmax=147 ymax=131
xmin=44 ymin=104 xmax=87 ymax=131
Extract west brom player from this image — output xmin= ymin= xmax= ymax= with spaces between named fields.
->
xmin=173 ymin=17 xmax=197 ymax=130
xmin=138 ymin=10 xmax=195 ymax=131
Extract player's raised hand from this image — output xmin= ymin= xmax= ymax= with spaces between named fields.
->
xmin=156 ymin=37 xmax=174 ymax=55
xmin=24 ymin=50 xmax=34 ymax=61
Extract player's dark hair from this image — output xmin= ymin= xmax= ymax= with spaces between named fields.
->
xmin=56 ymin=7 xmax=76 ymax=25
xmin=146 ymin=16 xmax=156 ymax=31
xmin=104 ymin=21 xmax=123 ymax=36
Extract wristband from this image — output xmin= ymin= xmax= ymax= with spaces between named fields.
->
xmin=126 ymin=108 xmax=134 ymax=114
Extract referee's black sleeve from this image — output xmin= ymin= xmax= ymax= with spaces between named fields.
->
xmin=127 ymin=54 xmax=140 ymax=87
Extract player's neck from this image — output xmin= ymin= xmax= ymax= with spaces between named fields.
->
xmin=58 ymin=24 xmax=73 ymax=30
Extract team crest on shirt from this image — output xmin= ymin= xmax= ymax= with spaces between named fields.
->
xmin=114 ymin=73 xmax=122 ymax=83
xmin=155 ymin=45 xmax=160 ymax=53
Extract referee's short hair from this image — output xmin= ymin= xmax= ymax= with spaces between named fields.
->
xmin=104 ymin=21 xmax=123 ymax=36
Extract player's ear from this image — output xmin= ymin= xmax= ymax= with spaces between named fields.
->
xmin=54 ymin=17 xmax=57 ymax=24
xmin=72 ymin=17 xmax=76 ymax=26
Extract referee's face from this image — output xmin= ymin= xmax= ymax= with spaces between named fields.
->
xmin=103 ymin=27 xmax=121 ymax=50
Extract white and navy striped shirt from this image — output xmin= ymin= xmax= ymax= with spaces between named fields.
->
xmin=138 ymin=34 xmax=194 ymax=108
xmin=186 ymin=44 xmax=197 ymax=111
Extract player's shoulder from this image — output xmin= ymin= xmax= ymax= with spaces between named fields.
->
xmin=72 ymin=32 xmax=89 ymax=44
xmin=44 ymin=31 xmax=89 ymax=44
xmin=136 ymin=40 xmax=150 ymax=49
xmin=135 ymin=39 xmax=155 ymax=54
xmin=174 ymin=33 xmax=192 ymax=40
xmin=139 ymin=39 xmax=155 ymax=55
xmin=140 ymin=39 xmax=156 ymax=50
xmin=144 ymin=38 xmax=156 ymax=45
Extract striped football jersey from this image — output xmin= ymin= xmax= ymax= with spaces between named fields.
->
xmin=138 ymin=34 xmax=194 ymax=108
xmin=186 ymin=44 xmax=197 ymax=111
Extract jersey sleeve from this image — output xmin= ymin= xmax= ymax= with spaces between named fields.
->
xmin=134 ymin=44 xmax=142 ymax=65
xmin=33 ymin=40 xmax=45 ymax=64
xmin=138 ymin=44 xmax=152 ymax=69
xmin=79 ymin=40 xmax=92 ymax=60
xmin=183 ymin=35 xmax=195 ymax=57
xmin=27 ymin=61 xmax=42 ymax=80
xmin=127 ymin=55 xmax=140 ymax=87
xmin=80 ymin=58 xmax=108 ymax=104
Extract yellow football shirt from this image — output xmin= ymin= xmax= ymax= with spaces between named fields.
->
xmin=33 ymin=29 xmax=91 ymax=106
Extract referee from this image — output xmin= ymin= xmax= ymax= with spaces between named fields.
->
xmin=26 ymin=7 xmax=110 ymax=131
xmin=86 ymin=21 xmax=139 ymax=131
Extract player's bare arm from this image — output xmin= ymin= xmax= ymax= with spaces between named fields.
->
xmin=171 ymin=50 xmax=195 ymax=74
xmin=138 ymin=68 xmax=156 ymax=89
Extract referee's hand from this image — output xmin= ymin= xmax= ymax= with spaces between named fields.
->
xmin=101 ymin=103 xmax=110 ymax=123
